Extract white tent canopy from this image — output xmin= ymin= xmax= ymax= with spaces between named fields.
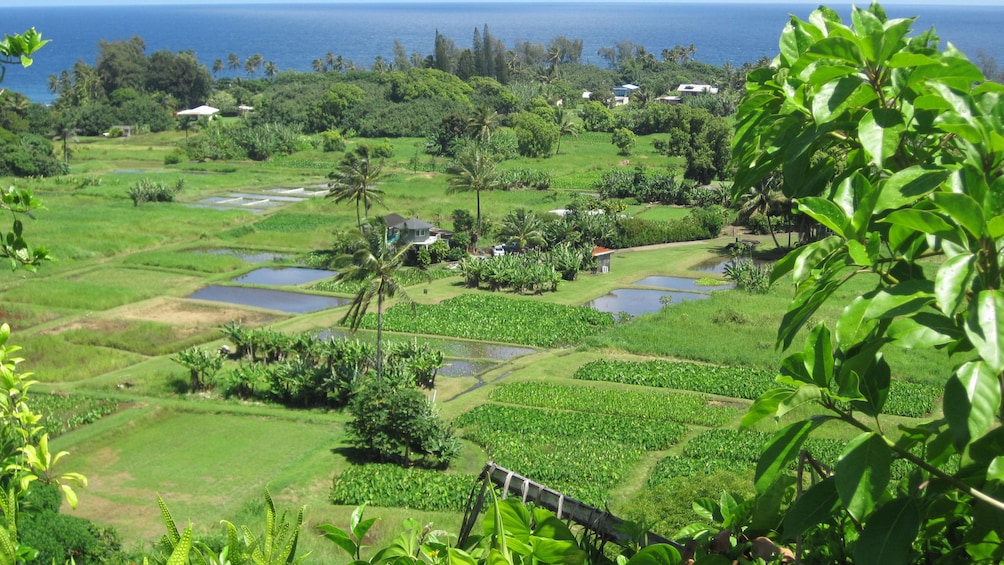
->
xmin=176 ymin=105 xmax=219 ymax=116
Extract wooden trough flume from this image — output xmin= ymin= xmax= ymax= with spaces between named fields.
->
xmin=458 ymin=462 xmax=683 ymax=551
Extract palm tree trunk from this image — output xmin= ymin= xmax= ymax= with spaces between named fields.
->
xmin=476 ymin=189 xmax=482 ymax=248
xmin=356 ymin=200 xmax=363 ymax=229
xmin=376 ymin=292 xmax=384 ymax=382
xmin=767 ymin=218 xmax=780 ymax=249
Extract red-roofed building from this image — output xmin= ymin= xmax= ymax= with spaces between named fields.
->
xmin=592 ymin=246 xmax=615 ymax=273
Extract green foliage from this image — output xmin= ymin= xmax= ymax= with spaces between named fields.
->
xmin=321 ymin=130 xmax=346 ymax=152
xmin=356 ymin=294 xmax=614 ymax=347
xmin=0 ymin=185 xmax=49 ymax=271
xmin=595 ymin=166 xmax=692 ymax=204
xmin=574 ymin=359 xmax=939 ymax=417
xmin=579 ymin=101 xmax=614 ymax=132
xmin=723 ymin=258 xmax=773 ymax=294
xmin=19 ymin=483 xmax=124 ymax=565
xmin=489 ymin=381 xmax=740 ymax=427
xmin=31 ymin=393 xmax=117 ymax=438
xmin=347 ymin=378 xmax=460 ymax=467
xmin=511 ymin=112 xmax=559 ymax=158
xmin=329 ymin=465 xmax=473 ymax=512
xmin=172 ymin=346 xmax=224 ymax=391
xmin=0 ymin=131 xmax=67 ymax=178
xmin=733 ymin=4 xmax=1004 ymax=561
xmin=127 ymin=177 xmax=180 ymax=206
xmin=611 ymin=127 xmax=636 ymax=156
xmin=457 ymin=403 xmax=686 ymax=505
xmin=254 ymin=213 xmax=332 ymax=233
xmin=498 ymin=168 xmax=552 ymax=190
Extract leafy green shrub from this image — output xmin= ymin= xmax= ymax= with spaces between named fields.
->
xmin=127 ymin=178 xmax=179 ymax=206
xmin=32 ymin=394 xmax=117 ymax=438
xmin=611 ymin=127 xmax=636 ymax=155
xmin=321 ymin=130 xmax=346 ymax=152
xmin=498 ymin=168 xmax=552 ymax=190
xmin=723 ymin=258 xmax=773 ymax=294
xmin=19 ymin=484 xmax=124 ymax=565
xmin=330 ymin=465 xmax=473 ymax=511
xmin=163 ymin=151 xmax=183 ymax=165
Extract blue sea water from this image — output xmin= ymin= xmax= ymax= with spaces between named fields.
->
xmin=3 ymin=2 xmax=1003 ymax=104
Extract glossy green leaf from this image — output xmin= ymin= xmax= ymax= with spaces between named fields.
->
xmin=887 ymin=52 xmax=939 ymax=68
xmin=965 ymin=290 xmax=1004 ymax=375
xmin=886 ymin=313 xmax=962 ymax=348
xmin=860 ymin=108 xmax=904 ymax=169
xmin=804 ymin=324 xmax=834 ymax=388
xmin=882 ymin=209 xmax=961 ymax=245
xmin=755 ymin=419 xmax=823 ymax=495
xmin=853 ymin=498 xmax=920 ymax=565
xmin=805 ymin=36 xmax=864 ymax=67
xmin=864 ymin=280 xmax=935 ymax=321
xmin=782 ymin=477 xmax=840 ymax=540
xmin=856 ymin=354 xmax=891 ymax=417
xmin=319 ymin=525 xmax=358 ymax=558
xmin=531 ymin=537 xmax=584 ymax=564
xmin=934 ymin=253 xmax=975 ymax=315
xmin=742 ymin=388 xmax=795 ymax=429
xmin=836 ymin=295 xmax=876 ymax=348
xmin=836 ymin=433 xmax=892 ymax=522
xmin=797 ymin=197 xmax=850 ymax=237
xmin=447 ymin=548 xmax=479 ymax=565
xmin=777 ymin=384 xmax=822 ymax=419
xmin=692 ymin=498 xmax=718 ymax=523
xmin=812 ymin=76 xmax=864 ymax=123
xmin=944 ymin=361 xmax=1001 ymax=451
xmin=988 ymin=456 xmax=1004 ymax=483
xmin=624 ymin=544 xmax=681 ymax=565
xmin=876 ymin=166 xmax=949 ymax=213
xmin=931 ymin=192 xmax=986 ymax=239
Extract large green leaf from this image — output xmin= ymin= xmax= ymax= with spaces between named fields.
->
xmin=812 ymin=76 xmax=865 ymax=123
xmin=876 ymin=166 xmax=949 ymax=214
xmin=782 ymin=477 xmax=840 ymax=540
xmin=944 ymin=361 xmax=1001 ymax=451
xmin=935 ymin=253 xmax=975 ymax=316
xmin=931 ymin=192 xmax=986 ymax=240
xmin=882 ymin=209 xmax=960 ymax=245
xmin=860 ymin=108 xmax=905 ymax=169
xmin=886 ymin=313 xmax=963 ymax=348
xmin=797 ymin=197 xmax=850 ymax=238
xmin=835 ymin=433 xmax=892 ymax=522
xmin=853 ymin=498 xmax=921 ymax=565
xmin=741 ymin=388 xmax=795 ymax=429
xmin=964 ymin=290 xmax=1004 ymax=375
xmin=755 ymin=419 xmax=824 ymax=495
xmin=863 ymin=281 xmax=935 ymax=321
xmin=624 ymin=544 xmax=681 ymax=565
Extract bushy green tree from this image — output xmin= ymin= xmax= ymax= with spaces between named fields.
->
xmin=511 ymin=111 xmax=559 ymax=157
xmin=611 ymin=127 xmax=636 ymax=155
xmin=734 ymin=4 xmax=1004 ymax=562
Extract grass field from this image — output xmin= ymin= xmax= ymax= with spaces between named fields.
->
xmin=0 ymin=128 xmax=947 ymax=561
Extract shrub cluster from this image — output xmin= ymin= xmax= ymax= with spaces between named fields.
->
xmin=595 ymin=166 xmax=694 ymax=204
xmin=498 ymin=167 xmax=552 ymax=190
xmin=127 ymin=178 xmax=182 ymax=206
xmin=723 ymin=258 xmax=774 ymax=294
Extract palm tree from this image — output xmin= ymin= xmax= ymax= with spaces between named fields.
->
xmin=466 ymin=106 xmax=498 ymax=146
xmin=227 ymin=53 xmax=241 ymax=74
xmin=264 ymin=61 xmax=277 ymax=79
xmin=446 ymin=146 xmax=501 ymax=248
xmin=554 ymin=106 xmax=580 ymax=155
xmin=52 ymin=124 xmax=78 ymax=164
xmin=212 ymin=59 xmax=224 ymax=77
xmin=335 ymin=231 xmax=412 ymax=382
xmin=735 ymin=171 xmax=786 ymax=249
xmin=327 ymin=145 xmax=386 ymax=229
xmin=312 ymin=58 xmax=326 ymax=74
xmin=499 ymin=208 xmax=546 ymax=252
xmin=325 ymin=51 xmax=336 ymax=72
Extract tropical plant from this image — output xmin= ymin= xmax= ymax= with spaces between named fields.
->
xmin=327 ymin=145 xmax=386 ymax=229
xmin=446 ymin=145 xmax=502 ymax=245
xmin=498 ymin=208 xmax=545 ymax=252
xmin=732 ymin=3 xmax=1004 ymax=563
xmin=335 ymin=229 xmax=413 ymax=382
xmin=172 ymin=346 xmax=224 ymax=391
xmin=553 ymin=105 xmax=579 ymax=155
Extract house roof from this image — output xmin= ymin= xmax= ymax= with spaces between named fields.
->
xmin=592 ymin=246 xmax=615 ymax=257
xmin=402 ymin=218 xmax=436 ymax=230
xmin=619 ymin=83 xmax=640 ymax=90
xmin=384 ymin=213 xmax=406 ymax=228
xmin=677 ymin=84 xmax=719 ymax=95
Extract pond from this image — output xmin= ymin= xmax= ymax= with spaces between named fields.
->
xmin=634 ymin=275 xmax=733 ymax=292
xmin=232 ymin=267 xmax=334 ymax=286
xmin=197 ymin=249 xmax=294 ymax=263
xmin=589 ymin=288 xmax=710 ymax=317
xmin=188 ymin=285 xmax=349 ymax=313
xmin=691 ymin=257 xmax=771 ymax=274
xmin=439 ymin=359 xmax=499 ymax=377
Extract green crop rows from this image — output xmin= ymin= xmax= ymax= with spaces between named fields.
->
xmin=330 ymin=464 xmax=474 ymax=512
xmin=357 ymin=295 xmax=615 ymax=347
xmin=490 ymin=382 xmax=740 ymax=427
xmin=33 ymin=394 xmax=119 ymax=438
xmin=456 ymin=403 xmax=688 ymax=505
xmin=574 ymin=360 xmax=940 ymax=417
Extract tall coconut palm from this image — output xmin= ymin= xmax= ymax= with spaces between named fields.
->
xmin=499 ymin=208 xmax=546 ymax=252
xmin=327 ymin=145 xmax=386 ymax=229
xmin=212 ymin=59 xmax=224 ymax=77
xmin=554 ymin=106 xmax=579 ymax=155
xmin=227 ymin=53 xmax=241 ymax=74
xmin=446 ymin=146 xmax=501 ymax=248
xmin=735 ymin=170 xmax=786 ymax=249
xmin=466 ymin=106 xmax=497 ymax=145
xmin=264 ymin=61 xmax=277 ymax=79
xmin=312 ymin=58 xmax=326 ymax=74
xmin=336 ymin=231 xmax=412 ymax=382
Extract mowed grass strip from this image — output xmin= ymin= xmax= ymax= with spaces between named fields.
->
xmin=18 ymin=334 xmax=144 ymax=382
xmin=122 ymin=249 xmax=248 ymax=273
xmin=61 ymin=410 xmax=342 ymax=543
xmin=58 ymin=319 xmax=220 ymax=356
xmin=2 ymin=267 xmax=199 ymax=311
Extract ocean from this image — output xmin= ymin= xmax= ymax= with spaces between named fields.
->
xmin=3 ymin=2 xmax=1003 ymax=104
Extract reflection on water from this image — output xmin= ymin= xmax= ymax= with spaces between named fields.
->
xmin=197 ymin=249 xmax=293 ymax=263
xmin=589 ymin=288 xmax=710 ymax=317
xmin=188 ymin=285 xmax=348 ymax=313
xmin=232 ymin=267 xmax=334 ymax=286
xmin=634 ymin=275 xmax=733 ymax=291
